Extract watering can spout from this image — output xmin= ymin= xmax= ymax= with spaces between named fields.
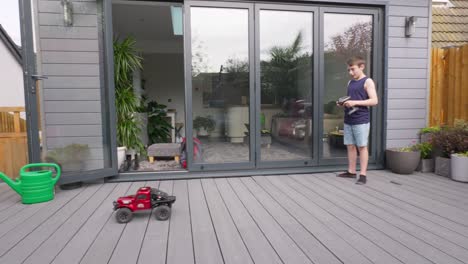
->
xmin=0 ymin=172 xmax=22 ymax=196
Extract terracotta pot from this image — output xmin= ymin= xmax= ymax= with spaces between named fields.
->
xmin=386 ymin=148 xmax=421 ymax=174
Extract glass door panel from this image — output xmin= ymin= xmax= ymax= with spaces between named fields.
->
xmin=321 ymin=11 xmax=375 ymax=162
xmin=257 ymin=5 xmax=317 ymax=167
xmin=188 ymin=2 xmax=254 ymax=170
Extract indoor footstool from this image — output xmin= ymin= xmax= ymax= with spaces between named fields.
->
xmin=147 ymin=143 xmax=181 ymax=163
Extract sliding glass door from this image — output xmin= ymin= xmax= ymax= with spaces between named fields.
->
xmin=185 ymin=1 xmax=382 ymax=171
xmin=319 ymin=7 xmax=381 ymax=165
xmin=256 ymin=4 xmax=318 ymax=168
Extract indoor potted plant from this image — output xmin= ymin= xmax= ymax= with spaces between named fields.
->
xmin=415 ymin=142 xmax=434 ymax=173
xmin=386 ymin=143 xmax=421 ymax=174
xmin=451 ymin=151 xmax=468 ymax=182
xmin=193 ymin=116 xmax=216 ymax=137
xmin=114 ymin=36 xmax=145 ymax=169
xmin=146 ymin=100 xmax=173 ymax=144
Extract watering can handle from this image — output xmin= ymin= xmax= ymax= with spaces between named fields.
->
xmin=20 ymin=163 xmax=61 ymax=184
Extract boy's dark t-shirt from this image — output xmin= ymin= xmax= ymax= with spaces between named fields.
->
xmin=344 ymin=77 xmax=370 ymax=125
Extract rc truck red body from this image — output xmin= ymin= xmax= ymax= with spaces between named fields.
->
xmin=113 ymin=186 xmax=176 ymax=223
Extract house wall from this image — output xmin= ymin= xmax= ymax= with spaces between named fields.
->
xmin=0 ymin=40 xmax=25 ymax=109
xmin=36 ymin=0 xmax=105 ymax=170
xmin=33 ymin=0 xmax=431 ymax=170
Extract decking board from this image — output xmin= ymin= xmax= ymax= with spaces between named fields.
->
xmin=0 ymin=171 xmax=466 ymax=264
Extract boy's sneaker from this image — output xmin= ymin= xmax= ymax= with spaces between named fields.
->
xmin=356 ymin=175 xmax=367 ymax=185
xmin=337 ymin=171 xmax=356 ymax=178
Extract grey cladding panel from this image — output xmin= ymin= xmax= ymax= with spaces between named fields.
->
xmin=388 ymin=69 xmax=427 ymax=79
xmin=388 ymin=6 xmax=429 ymax=17
xmin=388 ymin=17 xmax=429 ymax=28
xmin=40 ymin=39 xmax=99 ymax=52
xmin=42 ymin=51 xmax=100 ymax=64
xmin=42 ymin=64 xmax=100 ymax=76
xmin=38 ymin=1 xmax=97 ymax=15
xmin=43 ymin=76 xmax=100 ymax=89
xmin=387 ymin=119 xmax=427 ymax=129
xmin=388 ymin=89 xmax=427 ymax=99
xmin=389 ymin=48 xmax=428 ymax=58
xmin=388 ymin=37 xmax=429 ymax=48
xmin=46 ymin=124 xmax=103 ymax=137
xmin=387 ymin=129 xmax=421 ymax=139
xmin=39 ymin=26 xmax=98 ymax=39
xmin=47 ymin=136 xmax=104 ymax=149
xmin=45 ymin=113 xmax=102 ymax=125
xmin=388 ymin=58 xmax=428 ymax=69
xmin=43 ymin=89 xmax=101 ymax=101
xmin=388 ymin=109 xmax=427 ymax=120
xmin=388 ymin=99 xmax=426 ymax=110
xmin=388 ymin=27 xmax=428 ymax=38
xmin=388 ymin=78 xmax=427 ymax=89
xmin=39 ymin=13 xmax=98 ymax=27
xmin=44 ymin=101 xmax=102 ymax=113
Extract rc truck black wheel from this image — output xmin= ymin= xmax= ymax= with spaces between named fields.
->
xmin=116 ymin=208 xmax=133 ymax=223
xmin=155 ymin=205 xmax=171 ymax=221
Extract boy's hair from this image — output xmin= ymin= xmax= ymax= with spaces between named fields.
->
xmin=347 ymin=56 xmax=366 ymax=67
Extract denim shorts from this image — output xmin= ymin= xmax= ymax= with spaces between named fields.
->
xmin=344 ymin=123 xmax=370 ymax=147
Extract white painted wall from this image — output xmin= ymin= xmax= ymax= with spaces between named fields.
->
xmin=0 ymin=41 xmax=24 ymax=109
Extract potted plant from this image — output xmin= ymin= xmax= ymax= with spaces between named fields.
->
xmin=45 ymin=144 xmax=90 ymax=172
xmin=146 ymin=100 xmax=173 ymax=144
xmin=114 ymin=36 xmax=145 ymax=168
xmin=451 ymin=151 xmax=468 ymax=182
xmin=415 ymin=142 xmax=434 ymax=173
xmin=419 ymin=126 xmax=440 ymax=144
xmin=193 ymin=116 xmax=216 ymax=136
xmin=386 ymin=144 xmax=421 ymax=174
xmin=431 ymin=120 xmax=468 ymax=177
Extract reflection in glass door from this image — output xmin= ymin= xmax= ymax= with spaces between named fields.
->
xmin=257 ymin=6 xmax=316 ymax=166
xmin=321 ymin=11 xmax=375 ymax=161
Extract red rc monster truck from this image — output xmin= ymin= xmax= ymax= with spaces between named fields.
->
xmin=113 ymin=187 xmax=176 ymax=223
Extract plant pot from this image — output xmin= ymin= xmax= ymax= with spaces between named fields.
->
xmin=117 ymin=146 xmax=127 ymax=169
xmin=197 ymin=128 xmax=209 ymax=137
xmin=435 ymin=156 xmax=451 ymax=177
xmin=416 ymin=158 xmax=434 ymax=173
xmin=450 ymin=154 xmax=468 ymax=182
xmin=386 ymin=148 xmax=421 ymax=174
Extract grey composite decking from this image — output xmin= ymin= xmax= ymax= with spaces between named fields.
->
xmin=0 ymin=170 xmax=468 ymax=264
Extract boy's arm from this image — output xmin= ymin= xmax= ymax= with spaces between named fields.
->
xmin=344 ymin=79 xmax=378 ymax=107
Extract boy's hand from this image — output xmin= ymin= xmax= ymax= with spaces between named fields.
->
xmin=344 ymin=100 xmax=358 ymax=107
xmin=336 ymin=101 xmax=343 ymax=108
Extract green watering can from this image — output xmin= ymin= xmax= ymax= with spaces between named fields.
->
xmin=0 ymin=163 xmax=61 ymax=204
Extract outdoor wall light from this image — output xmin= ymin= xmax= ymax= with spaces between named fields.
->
xmin=405 ymin=16 xmax=417 ymax=37
xmin=61 ymin=0 xmax=73 ymax=27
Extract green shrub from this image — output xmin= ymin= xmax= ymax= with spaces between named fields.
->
xmin=414 ymin=142 xmax=432 ymax=159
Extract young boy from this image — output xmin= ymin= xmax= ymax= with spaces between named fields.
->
xmin=337 ymin=56 xmax=378 ymax=184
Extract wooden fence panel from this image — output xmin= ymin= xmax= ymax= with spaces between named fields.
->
xmin=430 ymin=44 xmax=468 ymax=126
xmin=0 ymin=107 xmax=28 ymax=179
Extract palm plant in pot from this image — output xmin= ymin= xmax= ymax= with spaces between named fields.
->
xmin=114 ymin=36 xmax=145 ymax=169
xmin=386 ymin=143 xmax=421 ymax=174
xmin=193 ymin=116 xmax=216 ymax=137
